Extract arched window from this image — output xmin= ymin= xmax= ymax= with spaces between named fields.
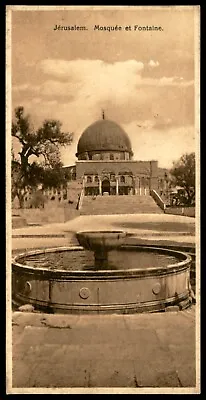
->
xmin=120 ymin=175 xmax=125 ymax=183
xmin=110 ymin=174 xmax=116 ymax=182
xmin=94 ymin=175 xmax=99 ymax=183
xmin=110 ymin=153 xmax=114 ymax=160
xmin=87 ymin=176 xmax=92 ymax=183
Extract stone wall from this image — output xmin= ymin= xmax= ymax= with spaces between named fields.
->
xmin=16 ymin=206 xmax=80 ymax=225
xmin=76 ymin=160 xmax=152 ymax=178
xmin=165 ymin=207 xmax=195 ymax=218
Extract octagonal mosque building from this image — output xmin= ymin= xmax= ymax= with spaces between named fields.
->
xmin=62 ymin=114 xmax=167 ymax=198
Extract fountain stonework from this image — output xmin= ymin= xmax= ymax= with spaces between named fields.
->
xmin=12 ymin=230 xmax=192 ymax=314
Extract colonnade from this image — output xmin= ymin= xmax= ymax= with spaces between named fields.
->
xmin=82 ymin=174 xmax=151 ymax=196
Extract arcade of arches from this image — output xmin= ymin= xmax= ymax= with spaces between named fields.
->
xmin=83 ymin=173 xmax=150 ymax=196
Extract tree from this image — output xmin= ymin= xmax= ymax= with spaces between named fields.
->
xmin=170 ymin=152 xmax=195 ymax=206
xmin=12 ymin=106 xmax=73 ymax=207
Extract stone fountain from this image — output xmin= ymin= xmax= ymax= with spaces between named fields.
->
xmin=75 ymin=231 xmax=127 ymax=269
xmin=12 ymin=230 xmax=193 ymax=314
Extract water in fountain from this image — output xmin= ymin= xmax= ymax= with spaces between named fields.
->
xmin=20 ymin=248 xmax=179 ymax=271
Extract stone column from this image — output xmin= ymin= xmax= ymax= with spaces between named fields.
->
xmin=140 ymin=177 xmax=145 ymax=196
xmin=132 ymin=177 xmax=135 ymax=195
xmin=99 ymin=177 xmax=102 ymax=195
xmin=116 ymin=176 xmax=119 ymax=195
xmin=134 ymin=177 xmax=139 ymax=195
xmin=82 ymin=176 xmax=85 ymax=195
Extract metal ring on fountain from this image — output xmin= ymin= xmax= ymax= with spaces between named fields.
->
xmin=12 ymin=230 xmax=192 ymax=314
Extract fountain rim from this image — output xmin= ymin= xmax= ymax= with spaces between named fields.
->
xmin=12 ymin=245 xmax=192 ymax=278
xmin=76 ymin=230 xmax=127 ymax=235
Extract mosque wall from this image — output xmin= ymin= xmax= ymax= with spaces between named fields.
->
xmin=75 ymin=160 xmax=154 ymax=179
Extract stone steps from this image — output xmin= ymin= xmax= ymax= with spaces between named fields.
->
xmin=81 ymin=195 xmax=163 ymax=215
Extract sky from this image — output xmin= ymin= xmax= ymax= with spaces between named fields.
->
xmin=10 ymin=6 xmax=199 ymax=168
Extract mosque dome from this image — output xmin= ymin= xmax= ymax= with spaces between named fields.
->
xmin=76 ymin=119 xmax=133 ymax=157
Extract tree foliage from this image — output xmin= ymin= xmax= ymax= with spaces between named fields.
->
xmin=12 ymin=106 xmax=73 ymax=207
xmin=170 ymin=152 xmax=195 ymax=206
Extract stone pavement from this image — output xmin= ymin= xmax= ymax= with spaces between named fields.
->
xmin=12 ymin=213 xmax=195 ymax=252
xmin=11 ymin=307 xmax=197 ymax=392
xmin=12 ymin=213 xmax=195 ymax=237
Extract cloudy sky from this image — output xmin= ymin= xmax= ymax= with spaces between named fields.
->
xmin=11 ymin=6 xmax=199 ymax=168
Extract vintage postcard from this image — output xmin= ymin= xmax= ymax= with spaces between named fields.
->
xmin=6 ymin=5 xmax=200 ymax=394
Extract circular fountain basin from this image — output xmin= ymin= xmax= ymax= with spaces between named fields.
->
xmin=12 ymin=245 xmax=192 ymax=314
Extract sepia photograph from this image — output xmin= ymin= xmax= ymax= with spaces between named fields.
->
xmin=6 ymin=5 xmax=200 ymax=394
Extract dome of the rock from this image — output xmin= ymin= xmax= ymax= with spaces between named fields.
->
xmin=76 ymin=119 xmax=132 ymax=157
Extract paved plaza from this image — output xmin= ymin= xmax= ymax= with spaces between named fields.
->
xmin=11 ymin=307 xmax=196 ymax=391
xmin=9 ymin=214 xmax=199 ymax=393
xmin=12 ymin=213 xmax=195 ymax=251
